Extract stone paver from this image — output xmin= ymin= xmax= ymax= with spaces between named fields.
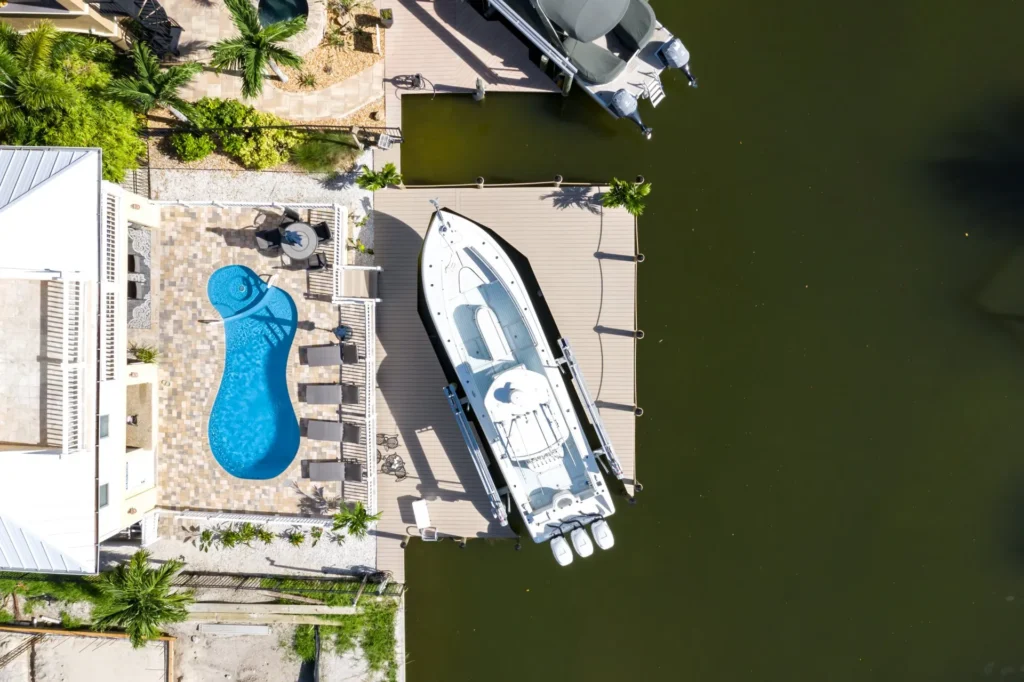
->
xmin=164 ymin=0 xmax=327 ymax=60
xmin=182 ymin=61 xmax=385 ymax=120
xmin=156 ymin=206 xmax=367 ymax=514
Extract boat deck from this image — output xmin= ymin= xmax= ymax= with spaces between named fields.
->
xmin=373 ymin=187 xmax=638 ymax=581
xmin=376 ymin=0 xmax=559 ymax=171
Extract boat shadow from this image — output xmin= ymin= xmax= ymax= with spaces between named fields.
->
xmin=373 ymin=210 xmax=512 ymax=537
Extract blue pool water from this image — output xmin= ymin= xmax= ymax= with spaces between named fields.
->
xmin=258 ymin=0 xmax=308 ymax=26
xmin=207 ymin=265 xmax=299 ymax=479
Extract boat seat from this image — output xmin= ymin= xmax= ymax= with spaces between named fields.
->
xmin=562 ymin=38 xmax=628 ymax=85
xmin=612 ymin=0 xmax=657 ymax=53
xmin=475 ymin=305 xmax=514 ymax=362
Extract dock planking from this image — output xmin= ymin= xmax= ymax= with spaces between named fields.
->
xmin=372 ymin=187 xmax=637 ymax=581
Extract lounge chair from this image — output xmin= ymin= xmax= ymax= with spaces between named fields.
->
xmin=305 ymin=344 xmax=342 ymax=366
xmin=308 ymin=460 xmax=343 ymax=481
xmin=304 ymin=343 xmax=359 ymax=366
xmin=312 ymin=221 xmax=331 ymax=243
xmin=343 ymin=459 xmax=365 ymax=483
xmin=613 ymin=0 xmax=656 ymax=53
xmin=412 ymin=499 xmax=439 ymax=541
xmin=283 ymin=207 xmax=302 ymax=222
xmin=255 ymin=228 xmax=282 ymax=251
xmin=307 ymin=253 xmax=328 ymax=271
xmin=306 ymin=420 xmax=362 ymax=443
xmin=562 ymin=38 xmax=628 ymax=85
xmin=303 ymin=383 xmax=361 ymax=405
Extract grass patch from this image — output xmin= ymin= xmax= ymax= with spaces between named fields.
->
xmin=259 ymin=577 xmax=357 ymax=607
xmin=291 ymin=132 xmax=361 ymax=173
xmin=60 ymin=610 xmax=86 ymax=630
xmin=0 ymin=573 xmax=102 ymax=605
xmin=289 ymin=600 xmax=398 ymax=680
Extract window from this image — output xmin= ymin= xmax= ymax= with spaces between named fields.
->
xmin=99 ymin=484 xmax=109 ymax=509
xmin=99 ymin=415 xmax=109 ymax=439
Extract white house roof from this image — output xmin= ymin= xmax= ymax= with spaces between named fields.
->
xmin=0 ymin=147 xmax=101 ymax=279
xmin=0 ymin=515 xmax=90 ymax=574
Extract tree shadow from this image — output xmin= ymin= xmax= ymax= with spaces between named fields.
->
xmin=541 ymin=186 xmax=602 ymax=213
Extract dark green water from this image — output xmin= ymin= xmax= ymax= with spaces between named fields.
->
xmin=400 ymin=1 xmax=1024 ymax=680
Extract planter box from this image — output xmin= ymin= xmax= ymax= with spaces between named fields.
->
xmin=380 ymin=9 xmax=394 ymax=28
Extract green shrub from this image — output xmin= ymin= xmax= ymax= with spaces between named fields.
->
xmin=60 ymin=610 xmax=86 ymax=630
xmin=292 ymin=131 xmax=360 ymax=173
xmin=257 ymin=528 xmax=275 ymax=545
xmin=129 ymin=343 xmax=159 ymax=364
xmin=170 ymin=132 xmax=216 ymax=162
xmin=198 ymin=529 xmax=215 ymax=553
xmin=287 ymin=531 xmax=305 ymax=547
xmin=188 ymin=97 xmax=298 ymax=170
xmin=220 ymin=528 xmax=240 ymax=549
xmin=0 ymin=609 xmax=12 ymax=624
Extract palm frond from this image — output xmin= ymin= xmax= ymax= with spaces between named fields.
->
xmin=209 ymin=37 xmax=251 ymax=71
xmin=223 ymin=0 xmax=263 ymax=37
xmin=160 ymin=62 xmax=202 ymax=90
xmin=131 ymin=42 xmax=161 ymax=84
xmin=16 ymin=21 xmax=55 ymax=72
xmin=262 ymin=16 xmax=308 ymax=43
xmin=106 ymin=77 xmax=156 ymax=111
xmin=266 ymin=45 xmax=303 ymax=69
xmin=0 ymin=23 xmax=20 ymax=54
xmin=16 ymin=70 xmax=72 ymax=112
xmin=240 ymin=51 xmax=266 ymax=98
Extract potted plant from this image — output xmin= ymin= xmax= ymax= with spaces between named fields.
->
xmin=380 ymin=8 xmax=393 ymax=28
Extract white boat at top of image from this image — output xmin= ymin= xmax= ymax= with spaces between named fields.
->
xmin=419 ymin=205 xmax=626 ymax=565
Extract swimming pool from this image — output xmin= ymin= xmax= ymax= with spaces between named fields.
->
xmin=258 ymin=0 xmax=308 ymax=26
xmin=207 ymin=265 xmax=299 ymax=479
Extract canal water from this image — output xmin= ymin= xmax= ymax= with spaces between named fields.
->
xmin=399 ymin=1 xmax=1024 ymax=680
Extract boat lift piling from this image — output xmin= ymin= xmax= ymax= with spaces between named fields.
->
xmin=443 ymin=384 xmax=509 ymax=526
xmin=556 ymin=337 xmax=629 ymax=484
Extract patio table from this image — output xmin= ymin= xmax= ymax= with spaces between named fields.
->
xmin=281 ymin=222 xmax=318 ymax=260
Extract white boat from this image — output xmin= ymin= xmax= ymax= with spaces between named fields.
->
xmin=419 ymin=205 xmax=626 ymax=564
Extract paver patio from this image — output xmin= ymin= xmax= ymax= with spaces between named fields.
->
xmin=156 ymin=206 xmax=368 ymax=514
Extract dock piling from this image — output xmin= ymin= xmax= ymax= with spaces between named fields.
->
xmin=475 ymin=176 xmax=485 ymax=189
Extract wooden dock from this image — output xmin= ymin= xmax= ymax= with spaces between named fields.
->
xmin=372 ymin=187 xmax=638 ymax=581
xmin=377 ymin=0 xmax=558 ymax=171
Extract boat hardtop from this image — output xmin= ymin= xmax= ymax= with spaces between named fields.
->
xmin=420 ymin=207 xmax=621 ymax=562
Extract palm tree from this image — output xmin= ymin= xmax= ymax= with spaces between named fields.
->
xmin=601 ymin=177 xmax=652 ymax=217
xmin=0 ymin=21 xmax=102 ymax=129
xmin=211 ymin=0 xmax=305 ymax=98
xmin=356 ymin=162 xmax=403 ymax=191
xmin=91 ymin=550 xmax=194 ymax=648
xmin=107 ymin=42 xmax=200 ymax=122
xmin=332 ymin=501 xmax=382 ymax=539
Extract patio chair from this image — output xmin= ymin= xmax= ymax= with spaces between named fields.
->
xmin=127 ymin=254 xmax=142 ymax=273
xmin=303 ymin=383 xmax=361 ymax=405
xmin=343 ymin=459 xmax=365 ymax=483
xmin=255 ymin=228 xmax=282 ymax=251
xmin=342 ymin=343 xmax=359 ymax=364
xmin=412 ymin=499 xmax=439 ymax=541
xmin=127 ymin=280 xmax=144 ymax=300
xmin=305 ymin=344 xmax=342 ymax=366
xmin=308 ymin=460 xmax=343 ymax=481
xmin=307 ymin=253 xmax=328 ymax=271
xmin=613 ymin=0 xmax=657 ymax=53
xmin=306 ymin=420 xmax=361 ymax=443
xmin=283 ymin=207 xmax=302 ymax=222
xmin=311 ymin=221 xmax=331 ymax=243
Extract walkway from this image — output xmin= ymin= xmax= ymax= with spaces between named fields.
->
xmin=372 ymin=186 xmax=638 ymax=581
xmin=376 ymin=0 xmax=559 ymax=170
xmin=181 ymin=61 xmax=385 ymax=121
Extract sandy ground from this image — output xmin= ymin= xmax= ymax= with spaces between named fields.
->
xmin=0 ymin=632 xmax=166 ymax=682
xmin=168 ymin=621 xmax=378 ymax=682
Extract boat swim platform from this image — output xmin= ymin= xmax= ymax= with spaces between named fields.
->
xmin=376 ymin=0 xmax=559 ymax=172
xmin=373 ymin=186 xmax=638 ymax=581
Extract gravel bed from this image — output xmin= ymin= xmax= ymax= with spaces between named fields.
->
xmin=151 ymin=151 xmax=376 ymax=255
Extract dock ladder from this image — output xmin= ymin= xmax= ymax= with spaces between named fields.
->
xmin=443 ymin=385 xmax=508 ymax=526
xmin=643 ymin=76 xmax=666 ymax=108
xmin=556 ymin=338 xmax=627 ymax=480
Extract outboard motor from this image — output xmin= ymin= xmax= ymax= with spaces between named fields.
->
xmin=659 ymin=38 xmax=698 ymax=88
xmin=551 ymin=536 xmax=573 ymax=566
xmin=609 ymin=89 xmax=653 ymax=140
xmin=570 ymin=528 xmax=594 ymax=558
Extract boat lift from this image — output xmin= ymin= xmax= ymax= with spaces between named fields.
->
xmin=556 ymin=337 xmax=627 ymax=481
xmin=443 ymin=384 xmax=509 ymax=526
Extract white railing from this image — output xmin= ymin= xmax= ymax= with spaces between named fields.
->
xmin=170 ymin=510 xmax=336 ymax=528
xmin=100 ymin=191 xmax=121 ymax=382
xmin=61 ymin=280 xmax=85 ymax=454
xmin=364 ymin=302 xmax=377 ymax=515
xmin=333 ymin=204 xmax=346 ymax=301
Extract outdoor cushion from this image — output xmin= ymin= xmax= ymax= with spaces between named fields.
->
xmin=613 ymin=0 xmax=656 ymax=53
xmin=538 ymin=0 xmax=629 ymax=43
xmin=562 ymin=38 xmax=628 ymax=85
